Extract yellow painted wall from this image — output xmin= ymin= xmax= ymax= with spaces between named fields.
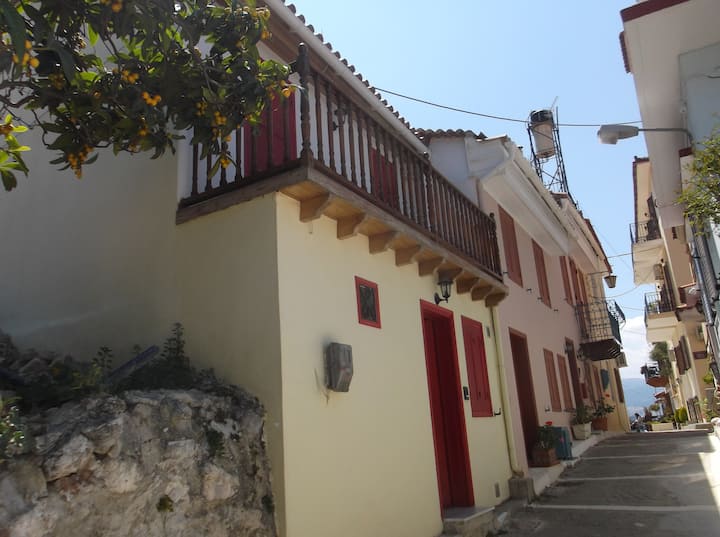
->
xmin=274 ymin=193 xmax=512 ymax=537
xmin=174 ymin=195 xmax=288 ymax=534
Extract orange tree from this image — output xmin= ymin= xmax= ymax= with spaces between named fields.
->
xmin=0 ymin=0 xmax=292 ymax=190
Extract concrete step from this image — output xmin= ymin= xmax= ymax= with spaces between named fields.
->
xmin=441 ymin=506 xmax=495 ymax=537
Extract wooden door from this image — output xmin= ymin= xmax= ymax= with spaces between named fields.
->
xmin=420 ymin=301 xmax=474 ymax=509
xmin=509 ymin=329 xmax=539 ymax=458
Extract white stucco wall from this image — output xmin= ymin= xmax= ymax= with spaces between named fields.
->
xmin=274 ymin=193 xmax=512 ymax=537
xmin=0 ymin=127 xmax=179 ymax=357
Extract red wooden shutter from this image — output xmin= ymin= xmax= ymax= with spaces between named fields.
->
xmin=569 ymin=259 xmax=581 ymax=305
xmin=462 ymin=317 xmax=493 ymax=417
xmin=498 ymin=206 xmax=522 ymax=286
xmin=532 ymin=241 xmax=551 ymax=307
xmin=613 ymin=368 xmax=625 ymax=403
xmin=544 ymin=349 xmax=561 ymax=412
xmin=560 ymin=256 xmax=572 ymax=304
xmin=557 ymin=355 xmax=573 ymax=410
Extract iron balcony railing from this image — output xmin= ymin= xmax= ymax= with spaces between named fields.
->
xmin=644 ymin=289 xmax=675 ymax=317
xmin=640 ymin=363 xmax=668 ymax=388
xmin=179 ymin=44 xmax=502 ymax=280
xmin=629 ymin=219 xmax=661 ymax=245
xmin=575 ymin=300 xmax=625 ymax=344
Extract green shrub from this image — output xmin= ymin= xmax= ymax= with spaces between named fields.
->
xmin=674 ymin=407 xmax=689 ymax=423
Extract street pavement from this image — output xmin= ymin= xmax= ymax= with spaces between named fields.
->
xmin=501 ymin=431 xmax=720 ymax=536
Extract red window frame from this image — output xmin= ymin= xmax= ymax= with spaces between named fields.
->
xmin=557 ymin=354 xmax=573 ymax=410
xmin=461 ymin=316 xmax=493 ymax=418
xmin=355 ymin=276 xmax=381 ymax=328
xmin=498 ymin=206 xmax=522 ymax=286
xmin=544 ymin=349 xmax=561 ymax=412
xmin=532 ymin=240 xmax=551 ymax=308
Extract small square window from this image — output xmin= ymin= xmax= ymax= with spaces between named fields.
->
xmin=355 ymin=276 xmax=381 ymax=328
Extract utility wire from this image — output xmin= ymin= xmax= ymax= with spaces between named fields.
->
xmin=374 ymin=87 xmax=643 ymax=127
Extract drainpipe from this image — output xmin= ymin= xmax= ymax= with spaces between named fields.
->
xmin=490 ymin=305 xmax=523 ymax=476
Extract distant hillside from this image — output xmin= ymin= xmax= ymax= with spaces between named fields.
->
xmin=621 ymin=377 xmax=659 ymax=418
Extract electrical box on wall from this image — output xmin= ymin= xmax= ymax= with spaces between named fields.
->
xmin=325 ymin=342 xmax=353 ymax=392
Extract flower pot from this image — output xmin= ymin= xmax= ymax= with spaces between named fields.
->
xmin=531 ymin=446 xmax=559 ymax=467
xmin=571 ymin=422 xmax=592 ymax=440
xmin=591 ymin=416 xmax=608 ymax=431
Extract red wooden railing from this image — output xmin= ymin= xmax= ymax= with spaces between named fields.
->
xmin=180 ymin=44 xmax=502 ymax=280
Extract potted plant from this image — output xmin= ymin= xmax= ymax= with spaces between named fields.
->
xmin=531 ymin=421 xmax=560 ymax=467
xmin=571 ymin=404 xmax=593 ymax=440
xmin=591 ymin=397 xmax=615 ymax=431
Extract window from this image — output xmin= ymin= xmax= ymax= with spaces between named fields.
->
xmin=544 ymin=349 xmax=561 ymax=412
xmin=462 ymin=317 xmax=493 ymax=417
xmin=532 ymin=240 xmax=551 ymax=307
xmin=557 ymin=355 xmax=573 ymax=410
xmin=355 ymin=276 xmax=381 ymax=328
xmin=560 ymin=256 xmax=572 ymax=304
xmin=243 ymin=93 xmax=297 ymax=175
xmin=498 ymin=206 xmax=522 ymax=286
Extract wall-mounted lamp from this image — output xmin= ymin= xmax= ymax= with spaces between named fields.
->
xmin=434 ymin=277 xmax=453 ymax=305
xmin=332 ymin=107 xmax=348 ymax=131
xmin=587 ymin=270 xmax=617 ymax=289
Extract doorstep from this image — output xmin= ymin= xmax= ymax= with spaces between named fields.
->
xmin=441 ymin=505 xmax=495 ymax=537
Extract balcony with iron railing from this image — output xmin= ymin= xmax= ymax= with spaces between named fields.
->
xmin=644 ymin=290 xmax=675 ymax=316
xmin=575 ymin=300 xmax=625 ymax=361
xmin=630 ymin=219 xmax=663 ymax=286
xmin=640 ymin=363 xmax=668 ymax=388
xmin=176 ymin=44 xmax=506 ymax=304
xmin=630 ymin=219 xmax=661 ymax=245
xmin=644 ymin=288 xmax=677 ymax=343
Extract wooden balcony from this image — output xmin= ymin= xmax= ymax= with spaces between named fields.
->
xmin=177 ymin=45 xmax=506 ymax=304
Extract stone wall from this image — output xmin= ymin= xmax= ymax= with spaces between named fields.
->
xmin=0 ymin=388 xmax=277 ymax=537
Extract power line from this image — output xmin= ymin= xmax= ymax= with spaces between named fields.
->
xmin=373 ymin=87 xmax=643 ymax=127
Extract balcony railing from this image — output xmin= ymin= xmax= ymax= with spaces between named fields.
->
xmin=179 ymin=44 xmax=502 ymax=280
xmin=640 ymin=363 xmax=668 ymax=388
xmin=629 ymin=219 xmax=661 ymax=245
xmin=576 ymin=300 xmax=625 ymax=342
xmin=644 ymin=290 xmax=674 ymax=316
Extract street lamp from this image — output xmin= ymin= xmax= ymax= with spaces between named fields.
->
xmin=597 ymin=124 xmax=693 ymax=145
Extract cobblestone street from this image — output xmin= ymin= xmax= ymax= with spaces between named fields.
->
xmin=502 ymin=431 xmax=720 ymax=537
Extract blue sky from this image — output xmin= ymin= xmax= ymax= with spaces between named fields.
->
xmin=289 ymin=1 xmax=652 ymax=377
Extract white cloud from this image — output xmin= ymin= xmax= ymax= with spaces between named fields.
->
xmin=620 ymin=315 xmax=651 ymax=379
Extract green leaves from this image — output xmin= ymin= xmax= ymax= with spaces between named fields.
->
xmin=0 ymin=0 xmax=293 ymax=187
xmin=678 ymin=127 xmax=720 ymax=232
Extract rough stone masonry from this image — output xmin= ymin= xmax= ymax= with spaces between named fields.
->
xmin=0 ymin=388 xmax=277 ymax=537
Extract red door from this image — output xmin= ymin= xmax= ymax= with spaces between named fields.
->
xmin=420 ymin=301 xmax=474 ymax=509
xmin=509 ymin=329 xmax=539 ymax=459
